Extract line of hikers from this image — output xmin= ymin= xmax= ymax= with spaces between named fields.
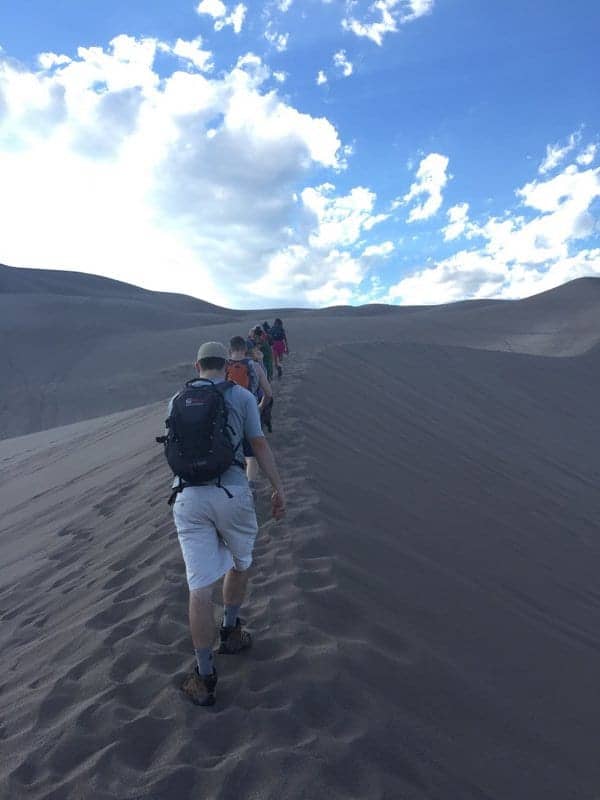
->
xmin=245 ymin=318 xmax=289 ymax=382
xmin=157 ymin=319 xmax=289 ymax=706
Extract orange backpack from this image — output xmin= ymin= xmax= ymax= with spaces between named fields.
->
xmin=226 ymin=359 xmax=253 ymax=391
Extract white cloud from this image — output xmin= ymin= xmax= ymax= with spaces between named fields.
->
xmin=333 ymin=49 xmax=353 ymax=77
xmin=221 ymin=4 xmax=247 ymax=33
xmin=577 ymin=142 xmax=597 ymax=167
xmin=301 ymin=183 xmax=387 ymax=249
xmin=316 ymin=70 xmax=328 ymax=85
xmin=272 ymin=71 xmax=287 ymax=83
xmin=247 ymin=245 xmax=366 ymax=307
xmin=278 ymin=0 xmax=293 ymax=9
xmin=342 ymin=0 xmax=434 ymax=46
xmin=386 ymin=158 xmax=600 ymax=305
xmin=363 ymin=241 xmax=394 ymax=258
xmin=403 ymin=0 xmax=435 ymax=21
xmin=244 ymin=182 xmax=391 ymax=305
xmin=0 ymin=37 xmax=350 ymax=308
xmin=386 ymin=250 xmax=505 ymax=305
xmin=265 ymin=27 xmax=290 ymax=52
xmin=443 ymin=202 xmax=470 ymax=241
xmin=38 ymin=52 xmax=72 ymax=69
xmin=167 ymin=37 xmax=213 ymax=72
xmin=401 ymin=152 xmax=449 ymax=222
xmin=538 ymin=130 xmax=579 ymax=174
xmin=196 ymin=0 xmax=226 ymax=18
xmin=196 ymin=0 xmax=247 ymax=33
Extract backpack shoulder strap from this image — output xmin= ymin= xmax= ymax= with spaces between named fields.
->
xmin=185 ymin=377 xmax=214 ymax=388
xmin=214 ymin=380 xmax=235 ymax=395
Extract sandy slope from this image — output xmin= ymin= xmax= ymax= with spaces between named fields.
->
xmin=293 ymin=341 xmax=600 ymax=797
xmin=2 ymin=272 xmax=600 ymax=798
xmin=3 ymin=265 xmax=600 ymax=439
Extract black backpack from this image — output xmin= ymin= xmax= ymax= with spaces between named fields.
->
xmin=157 ymin=379 xmax=242 ymax=501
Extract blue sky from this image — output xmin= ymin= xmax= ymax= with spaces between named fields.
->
xmin=0 ymin=0 xmax=599 ymax=307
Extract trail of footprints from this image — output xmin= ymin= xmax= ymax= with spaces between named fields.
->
xmin=4 ymin=355 xmax=394 ymax=800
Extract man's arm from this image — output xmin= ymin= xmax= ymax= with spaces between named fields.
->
xmin=250 ymin=436 xmax=286 ymax=519
xmin=243 ymin=389 xmax=285 ymax=519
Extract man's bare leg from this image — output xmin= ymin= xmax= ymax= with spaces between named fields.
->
xmin=189 ymin=585 xmax=216 ymax=675
xmin=218 ymin=567 xmax=253 ymax=654
xmin=223 ymin=566 xmax=249 ymax=609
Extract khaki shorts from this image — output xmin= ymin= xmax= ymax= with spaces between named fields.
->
xmin=173 ymin=485 xmax=258 ymax=590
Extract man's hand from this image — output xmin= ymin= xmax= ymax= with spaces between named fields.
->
xmin=271 ymin=489 xmax=286 ymax=520
xmin=251 ymin=436 xmax=284 ymax=517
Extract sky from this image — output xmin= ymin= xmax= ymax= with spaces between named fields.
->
xmin=0 ymin=0 xmax=599 ymax=308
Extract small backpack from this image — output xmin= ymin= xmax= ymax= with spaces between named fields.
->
xmin=157 ymin=380 xmax=241 ymax=498
xmin=226 ymin=358 xmax=258 ymax=394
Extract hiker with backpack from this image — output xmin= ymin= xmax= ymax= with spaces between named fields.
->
xmin=248 ymin=329 xmax=275 ymax=432
xmin=161 ymin=341 xmax=285 ymax=707
xmin=252 ymin=325 xmax=274 ymax=382
xmin=270 ymin=318 xmax=288 ymax=379
xmin=225 ymin=336 xmax=270 ymax=401
xmin=227 ymin=336 xmax=272 ymax=485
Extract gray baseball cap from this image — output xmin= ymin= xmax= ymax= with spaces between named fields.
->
xmin=197 ymin=341 xmax=228 ymax=361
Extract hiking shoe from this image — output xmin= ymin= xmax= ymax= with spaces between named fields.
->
xmin=180 ymin=666 xmax=217 ymax=706
xmin=218 ymin=618 xmax=252 ymax=654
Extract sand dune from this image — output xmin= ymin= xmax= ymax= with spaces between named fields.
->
xmin=2 ymin=267 xmax=600 ymax=798
xmin=3 ymin=265 xmax=600 ymax=439
xmin=293 ymin=341 xmax=600 ymax=797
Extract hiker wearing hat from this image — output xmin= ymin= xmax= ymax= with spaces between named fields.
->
xmin=160 ymin=341 xmax=286 ymax=706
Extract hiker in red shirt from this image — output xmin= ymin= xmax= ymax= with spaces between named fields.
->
xmin=270 ymin=318 xmax=288 ymax=379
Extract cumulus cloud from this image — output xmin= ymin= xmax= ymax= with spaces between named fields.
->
xmin=265 ymin=26 xmax=290 ymax=52
xmin=400 ymin=152 xmax=449 ymax=222
xmin=316 ymin=70 xmax=328 ymax=85
xmin=0 ymin=36 xmax=360 ymax=307
xmin=363 ymin=241 xmax=394 ymax=257
xmin=246 ymin=182 xmax=390 ymax=305
xmin=196 ymin=0 xmax=247 ymax=33
xmin=386 ymin=157 xmax=600 ymax=304
xmin=166 ymin=37 xmax=213 ymax=72
xmin=197 ymin=0 xmax=226 ymax=15
xmin=443 ymin=202 xmax=470 ymax=241
xmin=342 ymin=0 xmax=434 ymax=46
xmin=538 ymin=130 xmax=579 ymax=174
xmin=301 ymin=183 xmax=387 ymax=249
xmin=38 ymin=52 xmax=72 ymax=69
xmin=577 ymin=142 xmax=597 ymax=167
xmin=333 ymin=49 xmax=353 ymax=77
xmin=247 ymin=245 xmax=366 ymax=307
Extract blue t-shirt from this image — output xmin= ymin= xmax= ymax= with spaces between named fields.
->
xmin=167 ymin=378 xmax=264 ymax=488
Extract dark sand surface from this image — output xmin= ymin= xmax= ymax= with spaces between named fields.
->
xmin=2 ymin=265 xmax=600 ymax=799
xmin=3 ymin=264 xmax=599 ymax=438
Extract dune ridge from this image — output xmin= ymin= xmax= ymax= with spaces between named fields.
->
xmin=2 ymin=268 xmax=600 ymax=439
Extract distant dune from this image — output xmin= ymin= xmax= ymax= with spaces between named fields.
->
xmin=2 ymin=263 xmax=599 ymax=438
xmin=0 ymin=263 xmax=225 ymax=311
xmin=2 ymin=264 xmax=600 ymax=798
